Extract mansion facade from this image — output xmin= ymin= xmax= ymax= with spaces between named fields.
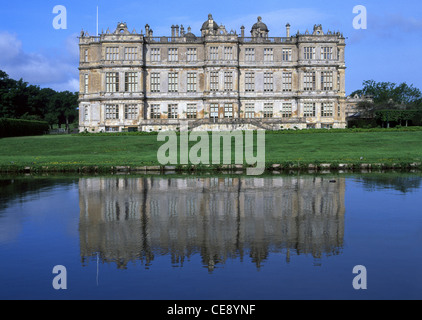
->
xmin=78 ymin=15 xmax=346 ymax=132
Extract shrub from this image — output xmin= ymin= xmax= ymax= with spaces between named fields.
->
xmin=0 ymin=118 xmax=49 ymax=138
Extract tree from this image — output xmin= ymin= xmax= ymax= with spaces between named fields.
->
xmin=351 ymin=80 xmax=422 ymax=106
xmin=0 ymin=70 xmax=79 ymax=131
xmin=351 ymin=80 xmax=422 ymax=127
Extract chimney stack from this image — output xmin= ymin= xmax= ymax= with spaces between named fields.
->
xmin=286 ymin=23 xmax=291 ymax=37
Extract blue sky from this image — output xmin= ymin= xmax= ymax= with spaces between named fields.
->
xmin=0 ymin=0 xmax=421 ymax=94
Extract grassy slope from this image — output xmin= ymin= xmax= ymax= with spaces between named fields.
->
xmin=0 ymin=131 xmax=421 ymax=169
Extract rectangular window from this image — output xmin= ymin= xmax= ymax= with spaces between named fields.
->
xmin=210 ymin=71 xmax=219 ymax=92
xmin=186 ymin=104 xmax=197 ymax=119
xmin=245 ymin=72 xmax=255 ymax=92
xmin=281 ymin=103 xmax=292 ymax=118
xmin=245 ymin=48 xmax=255 ymax=62
xmin=282 ymin=72 xmax=292 ymax=92
xmin=150 ymin=73 xmax=160 ymax=93
xmin=321 ymin=102 xmax=334 ymax=117
xmin=224 ymin=72 xmax=233 ymax=92
xmin=187 ymin=48 xmax=197 ymax=62
xmin=264 ymin=48 xmax=273 ymax=62
xmin=244 ymin=103 xmax=255 ymax=118
xmin=150 ymin=48 xmax=161 ymax=62
xmin=263 ymin=103 xmax=273 ymax=118
xmin=124 ymin=47 xmax=137 ymax=60
xmin=168 ymin=48 xmax=178 ymax=62
xmin=282 ymin=48 xmax=292 ymax=61
xmin=303 ymin=71 xmax=316 ymax=91
xmin=321 ymin=71 xmax=333 ymax=91
xmin=84 ymin=74 xmax=89 ymax=94
xmin=210 ymin=103 xmax=219 ymax=119
xmin=84 ymin=49 xmax=88 ymax=62
xmin=224 ymin=103 xmax=233 ymax=118
xmin=303 ymin=47 xmax=315 ymax=60
xmin=125 ymin=104 xmax=138 ymax=120
xmin=105 ymin=104 xmax=119 ymax=120
xmin=125 ymin=72 xmax=138 ymax=92
xmin=264 ymin=72 xmax=273 ymax=92
xmin=106 ymin=47 xmax=119 ymax=61
xmin=168 ymin=104 xmax=178 ymax=119
xmin=150 ymin=104 xmax=160 ymax=119
xmin=303 ymin=102 xmax=316 ymax=117
xmin=209 ymin=47 xmax=218 ymax=60
xmin=106 ymin=72 xmax=119 ymax=93
xmin=224 ymin=47 xmax=233 ymax=60
xmin=321 ymin=47 xmax=333 ymax=60
xmin=168 ymin=72 xmax=178 ymax=92
xmin=105 ymin=126 xmax=119 ymax=132
xmin=187 ymin=72 xmax=197 ymax=93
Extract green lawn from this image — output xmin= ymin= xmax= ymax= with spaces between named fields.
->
xmin=0 ymin=130 xmax=421 ymax=171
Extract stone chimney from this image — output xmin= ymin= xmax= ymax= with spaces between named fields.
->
xmin=175 ymin=25 xmax=179 ymax=37
xmin=286 ymin=23 xmax=290 ymax=37
xmin=240 ymin=25 xmax=245 ymax=39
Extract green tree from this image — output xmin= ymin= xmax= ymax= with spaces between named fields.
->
xmin=0 ymin=70 xmax=79 ymax=131
xmin=351 ymin=80 xmax=422 ymax=127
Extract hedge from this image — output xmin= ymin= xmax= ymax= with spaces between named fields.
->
xmin=0 ymin=118 xmax=49 ymax=138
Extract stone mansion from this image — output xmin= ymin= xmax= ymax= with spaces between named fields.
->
xmin=78 ymin=14 xmax=346 ymax=132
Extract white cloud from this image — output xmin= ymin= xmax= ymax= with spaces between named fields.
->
xmin=0 ymin=31 xmax=79 ymax=92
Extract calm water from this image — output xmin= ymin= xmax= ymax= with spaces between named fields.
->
xmin=0 ymin=173 xmax=421 ymax=300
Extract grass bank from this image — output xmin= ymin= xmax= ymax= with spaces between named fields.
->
xmin=0 ymin=128 xmax=421 ymax=173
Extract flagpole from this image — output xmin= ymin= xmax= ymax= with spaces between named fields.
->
xmin=96 ymin=6 xmax=99 ymax=36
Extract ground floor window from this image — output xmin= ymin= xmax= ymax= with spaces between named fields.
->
xmin=150 ymin=104 xmax=160 ymax=119
xmin=281 ymin=103 xmax=292 ymax=118
xmin=321 ymin=102 xmax=334 ymax=117
xmin=224 ymin=103 xmax=233 ymax=118
xmin=186 ymin=104 xmax=197 ymax=119
xmin=210 ymin=104 xmax=219 ymax=119
xmin=125 ymin=104 xmax=138 ymax=120
xmin=303 ymin=102 xmax=316 ymax=117
xmin=263 ymin=103 xmax=273 ymax=118
xmin=105 ymin=105 xmax=119 ymax=120
xmin=244 ymin=103 xmax=255 ymax=118
xmin=168 ymin=104 xmax=178 ymax=119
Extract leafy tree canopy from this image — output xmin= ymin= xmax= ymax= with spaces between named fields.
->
xmin=0 ymin=70 xmax=78 ymax=129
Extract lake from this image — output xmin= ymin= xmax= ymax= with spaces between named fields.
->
xmin=0 ymin=173 xmax=421 ymax=300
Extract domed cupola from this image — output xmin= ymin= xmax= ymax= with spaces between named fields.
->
xmin=251 ymin=16 xmax=269 ymax=38
xmin=185 ymin=26 xmax=197 ymax=41
xmin=201 ymin=14 xmax=219 ymax=36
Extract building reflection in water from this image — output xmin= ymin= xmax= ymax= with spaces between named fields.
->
xmin=79 ymin=176 xmax=345 ymax=271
